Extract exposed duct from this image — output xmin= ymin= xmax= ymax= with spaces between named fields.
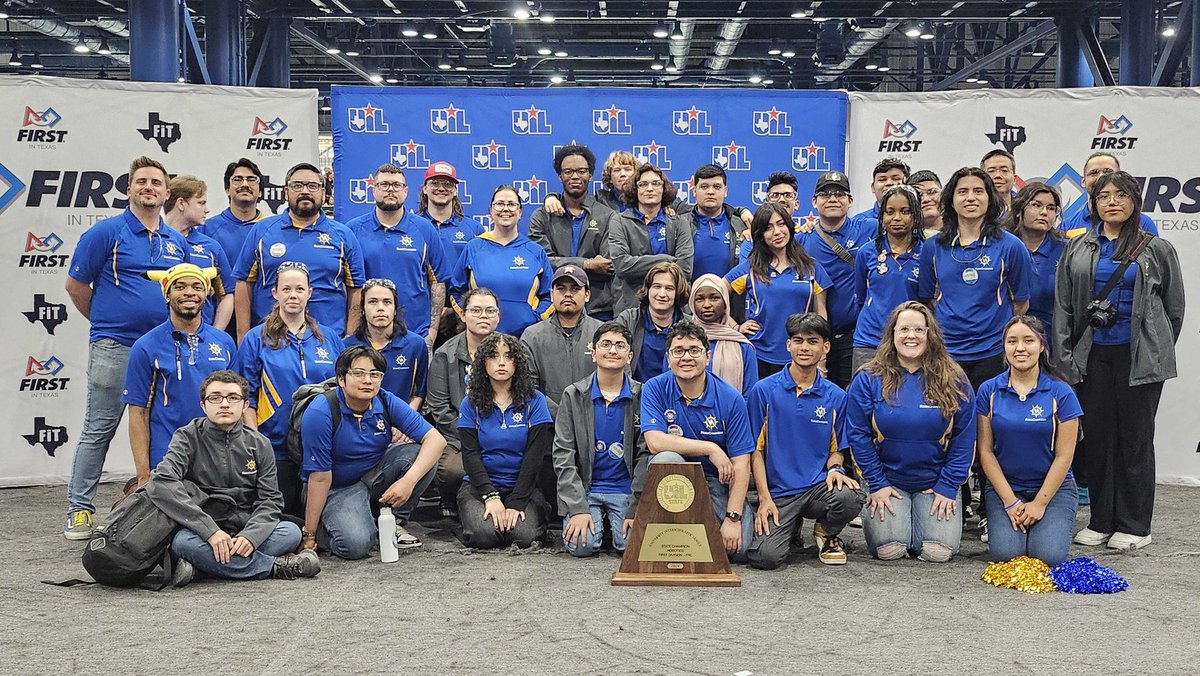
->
xmin=816 ymin=20 xmax=901 ymax=84
xmin=14 ymin=17 xmax=131 ymax=64
xmin=705 ymin=18 xmax=748 ymax=72
xmin=667 ymin=19 xmax=695 ymax=72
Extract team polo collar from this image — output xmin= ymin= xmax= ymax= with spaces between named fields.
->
xmin=121 ymin=208 xmax=167 ymax=235
xmin=372 ymin=209 xmax=412 ymax=232
xmin=994 ymin=370 xmax=1054 ymax=396
xmin=281 ymin=209 xmax=330 ymax=231
xmin=776 ymin=366 xmax=831 ymax=397
xmin=334 ymin=386 xmax=381 ymax=418
xmin=590 ymin=373 xmax=633 ymax=403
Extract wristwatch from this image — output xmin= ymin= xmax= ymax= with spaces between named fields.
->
xmin=725 ymin=511 xmax=742 ymax=523
xmin=301 ymin=528 xmax=316 ymax=539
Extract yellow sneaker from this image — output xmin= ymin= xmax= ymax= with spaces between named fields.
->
xmin=63 ymin=509 xmax=94 ymax=541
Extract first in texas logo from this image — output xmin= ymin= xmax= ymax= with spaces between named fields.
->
xmin=247 ymin=117 xmax=292 ymax=150
xmin=138 ymin=112 xmax=182 ymax=152
xmin=24 ymin=417 xmax=68 ymax=457
xmin=21 ymin=355 xmax=70 ymax=392
xmin=1092 ymin=115 xmax=1137 ymax=150
xmin=18 ymin=106 xmax=67 ymax=143
xmin=878 ymin=119 xmax=922 ymax=153
xmin=20 ymin=232 xmax=69 ymax=269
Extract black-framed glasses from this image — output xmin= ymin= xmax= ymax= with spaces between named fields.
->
xmin=375 ymin=181 xmax=406 ymax=191
xmin=229 ymin=175 xmax=260 ymax=185
xmin=815 ymin=190 xmax=849 ymax=199
xmin=287 ymin=180 xmax=324 ymax=192
xmin=203 ymin=393 xmax=245 ymax=404
xmin=667 ymin=346 xmax=707 ymax=358
xmin=559 ymin=168 xmax=590 ymax=177
xmin=767 ymin=191 xmax=797 ymax=201
xmin=595 ymin=339 xmax=631 ymax=352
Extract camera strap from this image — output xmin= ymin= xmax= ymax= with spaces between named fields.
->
xmin=1071 ymin=232 xmax=1152 ymax=348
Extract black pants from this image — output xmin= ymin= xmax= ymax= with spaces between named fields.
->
xmin=1077 ymin=344 xmax=1162 ymax=536
xmin=956 ymin=353 xmax=1005 ymax=517
xmin=1070 ymin=383 xmax=1089 ymax=488
xmin=275 ymin=458 xmax=304 ymax=518
xmin=757 ymin=359 xmax=785 ymax=378
xmin=826 ymin=331 xmax=855 ymax=390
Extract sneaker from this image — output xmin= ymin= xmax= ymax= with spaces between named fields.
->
xmin=980 ymin=517 xmax=989 ymax=543
xmin=440 ymin=502 xmax=459 ymax=519
xmin=63 ymin=509 xmax=94 ymax=540
xmin=272 ymin=550 xmax=321 ymax=579
xmin=172 ymin=558 xmax=195 ymax=588
xmin=1074 ymin=527 xmax=1113 ymax=546
xmin=1106 ymin=532 xmax=1152 ymax=550
xmin=394 ymin=524 xmax=422 ymax=549
xmin=818 ymin=536 xmax=848 ymax=565
xmin=1077 ymin=486 xmax=1091 ymax=506
xmin=813 ymin=522 xmax=828 ymax=551
xmin=848 ymin=515 xmax=863 ymax=529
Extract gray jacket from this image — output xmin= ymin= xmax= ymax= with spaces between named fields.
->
xmin=552 ymin=373 xmax=649 ymax=516
xmin=144 ymin=417 xmax=282 ymax=547
xmin=521 ymin=313 xmax=604 ymax=416
xmin=528 ymin=195 xmax=617 ymax=317
xmin=607 ymin=209 xmax=694 ymax=314
xmin=1053 ymin=231 xmax=1185 ymax=386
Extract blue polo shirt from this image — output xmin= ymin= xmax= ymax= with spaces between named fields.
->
xmin=68 ymin=209 xmax=190 ymax=346
xmin=235 ymin=323 xmax=344 ymax=458
xmin=449 ymin=232 xmax=553 ymax=336
xmin=1026 ymin=235 xmax=1065 ymax=329
xmin=640 ymin=371 xmax=755 ymax=479
xmin=845 ymin=368 xmax=976 ymax=498
xmin=416 ymin=210 xmax=485 ymax=257
xmin=917 ymin=230 xmax=1032 ymax=361
xmin=853 ymin=237 xmax=922 ymax=348
xmin=458 ymin=391 xmax=553 ymax=489
xmin=797 ymin=219 xmax=874 ymax=333
xmin=590 ymin=376 xmax=634 ymax=494
xmin=976 ymin=371 xmax=1081 ymax=493
xmin=200 ymin=207 xmax=265 ymax=267
xmin=344 ymin=331 xmax=429 ymax=402
xmin=692 ymin=211 xmax=733 ymax=280
xmin=643 ymin=210 xmax=669 ymax=255
xmin=850 ymin=205 xmax=879 ymax=233
xmin=233 ymin=210 xmax=365 ymax=334
xmin=346 ymin=209 xmax=451 ymax=337
xmin=180 ymin=228 xmax=233 ymax=327
xmin=726 ymin=260 xmax=832 ymax=365
xmin=748 ymin=369 xmax=848 ymax=497
xmin=1061 ymin=209 xmax=1157 ymax=238
xmin=570 ymin=209 xmax=589 ymax=257
xmin=121 ymin=321 xmax=237 ymax=467
xmin=300 ymin=388 xmax=433 ymax=488
xmin=1091 ymin=235 xmax=1138 ymax=345
xmin=635 ymin=312 xmax=673 ymax=382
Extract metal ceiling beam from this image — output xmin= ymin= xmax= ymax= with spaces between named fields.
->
xmin=1077 ymin=15 xmax=1116 ymax=85
xmin=816 ymin=20 xmax=900 ymax=84
xmin=289 ymin=23 xmax=380 ymax=84
xmin=1152 ymin=0 xmax=1194 ymax=86
xmin=930 ymin=19 xmax=1055 ymax=90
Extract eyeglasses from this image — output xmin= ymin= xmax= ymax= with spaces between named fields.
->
xmin=364 ymin=278 xmax=397 ymax=291
xmin=375 ymin=181 xmax=407 ymax=191
xmin=636 ymin=180 xmax=664 ymax=189
xmin=492 ymin=201 xmax=521 ymax=211
xmin=287 ymin=181 xmax=324 ymax=192
xmin=229 ymin=175 xmax=260 ymax=185
xmin=668 ymin=346 xmax=707 ymax=358
xmin=560 ymin=168 xmax=591 ymax=177
xmin=1096 ymin=191 xmax=1131 ymax=204
xmin=595 ymin=340 xmax=631 ymax=352
xmin=767 ymin=191 xmax=797 ymax=202
xmin=346 ymin=368 xmax=386 ymax=380
xmin=916 ymin=188 xmax=942 ymax=198
xmin=1026 ymin=201 xmax=1060 ymax=213
xmin=895 ymin=326 xmax=928 ymax=336
xmin=203 ymin=393 xmax=245 ymax=404
xmin=815 ymin=190 xmax=849 ymax=199
xmin=1085 ymin=167 xmax=1117 ymax=179
xmin=427 ymin=178 xmax=456 ymax=189
xmin=464 ymin=306 xmax=500 ymax=317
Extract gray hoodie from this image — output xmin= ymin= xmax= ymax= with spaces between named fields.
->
xmin=425 ymin=333 xmax=472 ymax=452
xmin=145 ymin=417 xmax=282 ymax=547
xmin=521 ymin=313 xmax=604 ymax=416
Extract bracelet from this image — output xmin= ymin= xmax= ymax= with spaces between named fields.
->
xmin=828 ymin=465 xmax=846 ymax=475
xmin=1004 ymin=498 xmax=1023 ymax=511
xmin=301 ymin=528 xmax=316 ymax=538
xmin=483 ymin=492 xmax=501 ymax=502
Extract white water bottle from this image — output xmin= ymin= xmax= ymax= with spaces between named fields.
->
xmin=378 ymin=507 xmax=399 ymax=563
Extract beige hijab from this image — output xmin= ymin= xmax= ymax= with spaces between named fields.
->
xmin=689 ymin=274 xmax=751 ymax=391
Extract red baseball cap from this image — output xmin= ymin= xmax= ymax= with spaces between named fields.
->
xmin=424 ymin=161 xmax=459 ymax=183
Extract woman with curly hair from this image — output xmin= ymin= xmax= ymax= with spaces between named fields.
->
xmin=456 ymin=332 xmax=553 ymax=548
xmin=846 ymin=301 xmax=976 ymax=562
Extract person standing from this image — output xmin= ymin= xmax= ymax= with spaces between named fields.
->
xmin=981 ymin=149 xmax=1017 ymax=219
xmin=416 ymin=161 xmax=484 ymax=257
xmin=1054 ymin=171 xmax=1184 ymax=551
xmin=201 ymin=158 xmax=267 ymax=270
xmin=521 ymin=265 xmax=603 ymax=414
xmin=688 ymin=164 xmax=747 ymax=281
xmin=607 ymin=164 xmax=694 ymax=314
xmin=164 ymin=175 xmax=235 ymax=329
xmin=1060 ymin=152 xmax=1158 ymax=238
xmin=849 ymin=158 xmax=910 ymax=231
xmin=344 ymin=279 xmax=429 ymax=409
xmin=1007 ymin=182 xmax=1064 ymax=329
xmin=907 ymin=170 xmax=944 ymax=238
xmin=688 ymin=274 xmax=758 ymax=395
xmin=62 ymin=156 xmax=190 ymax=539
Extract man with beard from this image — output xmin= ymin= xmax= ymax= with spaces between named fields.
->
xmin=123 ymin=263 xmax=237 ymax=488
xmin=346 ymin=163 xmax=450 ymax=343
xmin=416 ymin=161 xmax=483 ymax=258
xmin=63 ymin=156 xmax=191 ymax=539
xmin=164 ymin=175 xmax=234 ymax=330
xmin=201 ymin=158 xmax=267 ymax=266
xmin=529 ymin=145 xmax=617 ymax=320
xmin=522 ymin=265 xmax=603 ymax=416
xmin=233 ymin=163 xmax=365 ymax=340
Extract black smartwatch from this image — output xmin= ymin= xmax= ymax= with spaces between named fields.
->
xmin=725 ymin=511 xmax=742 ymax=523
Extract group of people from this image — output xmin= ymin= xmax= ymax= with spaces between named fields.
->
xmin=59 ymin=143 xmax=1183 ymax=584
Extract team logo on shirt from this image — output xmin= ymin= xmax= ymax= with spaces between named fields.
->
xmin=396 ymin=355 xmax=407 ymax=367
xmin=704 ymin=415 xmax=718 ymax=430
xmin=814 ymin=406 xmax=826 ymax=419
xmin=672 ymin=106 xmax=712 ymax=136
xmin=511 ymin=412 xmax=523 ymax=423
xmin=454 ymin=231 xmax=466 ymax=241
xmin=348 ymin=102 xmax=389 ymax=134
xmin=712 ymin=140 xmax=751 ymax=171
xmin=979 ymin=254 xmax=992 ymax=267
xmin=191 ymin=243 xmax=206 ymax=255
xmin=377 ymin=419 xmax=387 ymax=431
xmin=752 ymin=106 xmax=792 ymax=136
xmin=315 ymin=347 xmax=330 ymax=360
xmin=512 ymin=255 xmax=527 ymax=269
xmin=609 ymin=442 xmax=625 ymax=459
xmin=792 ymin=142 xmax=832 ymax=172
xmin=165 ymin=242 xmax=179 ymax=256
xmin=1026 ymin=404 xmax=1048 ymax=422
xmin=596 ymin=440 xmax=605 ymax=452
xmin=472 ymin=140 xmax=512 ymax=170
xmin=317 ymin=232 xmax=333 ymax=246
xmin=269 ymin=243 xmax=286 ymax=257
xmin=208 ymin=342 xmax=224 ymax=356
xmin=390 ymin=138 xmax=430 ymax=169
xmin=18 ymin=106 xmax=68 ymax=144
xmin=244 ymin=458 xmax=257 ymax=473
xmin=430 ymin=103 xmax=471 ymax=134
xmin=399 ymin=235 xmax=414 ymax=248
xmin=592 ymin=104 xmax=632 ymax=135
xmin=512 ymin=104 xmax=553 ymax=135
xmin=664 ymin=409 xmax=676 ymax=423
xmin=811 ymin=405 xmax=830 ymax=425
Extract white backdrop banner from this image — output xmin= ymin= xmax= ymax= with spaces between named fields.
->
xmin=0 ymin=75 xmax=317 ymax=487
xmin=849 ymin=86 xmax=1200 ymax=484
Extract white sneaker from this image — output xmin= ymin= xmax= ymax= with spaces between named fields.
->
xmin=394 ymin=524 xmax=422 ymax=549
xmin=1106 ymin=532 xmax=1151 ymax=550
xmin=979 ymin=518 xmax=989 ymax=543
xmin=1074 ymin=527 xmax=1113 ymax=546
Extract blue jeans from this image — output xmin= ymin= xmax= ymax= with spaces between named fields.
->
xmin=863 ymin=487 xmax=963 ymax=561
xmin=562 ymin=492 xmax=632 ymax=557
xmin=170 ymin=521 xmax=301 ymax=579
xmin=650 ymin=452 xmax=753 ymax=558
xmin=318 ymin=442 xmax=435 ymax=560
xmin=984 ymin=478 xmax=1078 ymax=565
xmin=67 ymin=339 xmax=130 ymax=513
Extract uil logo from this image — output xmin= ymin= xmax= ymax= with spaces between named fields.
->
xmin=430 ymin=103 xmax=471 ymax=134
xmin=672 ymin=106 xmax=712 ymax=136
xmin=792 ymin=142 xmax=832 ymax=172
xmin=512 ymin=104 xmax=552 ymax=135
xmin=712 ymin=140 xmax=751 ymax=171
xmin=348 ymin=103 xmax=389 ymax=134
xmin=592 ymin=104 xmax=632 ymax=135
xmin=389 ymin=138 xmax=429 ymax=169
xmin=752 ymin=106 xmax=792 ymax=136
xmin=472 ymin=140 xmax=512 ymax=170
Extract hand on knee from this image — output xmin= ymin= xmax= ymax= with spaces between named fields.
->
xmin=918 ymin=540 xmax=953 ymax=563
xmin=875 ymin=542 xmax=908 ymax=561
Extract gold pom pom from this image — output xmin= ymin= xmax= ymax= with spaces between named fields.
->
xmin=981 ymin=555 xmax=1057 ymax=594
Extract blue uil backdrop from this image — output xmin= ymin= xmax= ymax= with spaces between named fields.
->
xmin=331 ymin=86 xmax=848 ymax=232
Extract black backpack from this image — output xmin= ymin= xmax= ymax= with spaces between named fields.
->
xmin=286 ymin=378 xmax=392 ymax=465
xmin=81 ymin=488 xmax=178 ymax=588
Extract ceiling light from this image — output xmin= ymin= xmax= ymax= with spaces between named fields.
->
xmin=669 ymin=23 xmax=685 ymax=40
xmin=790 ymin=9 xmax=809 ymax=19
xmin=1162 ymin=26 xmax=1177 ymax=37
xmin=865 ymin=61 xmax=878 ymax=71
xmin=0 ymin=12 xmax=8 ymax=19
xmin=554 ymin=46 xmax=568 ymax=57
xmin=549 ymin=73 xmax=564 ymax=84
xmin=30 ymin=53 xmax=43 ymax=69
xmin=344 ymin=48 xmax=360 ymax=57
xmin=762 ymin=78 xmax=775 ymax=85
xmin=665 ymin=61 xmax=678 ymax=73
xmin=8 ymin=49 xmax=20 ymax=67
xmin=320 ymin=97 xmax=332 ymax=111
xmin=650 ymin=56 xmax=664 ymax=71
xmin=401 ymin=23 xmax=419 ymax=38
xmin=177 ymin=76 xmax=185 ymax=82
xmin=903 ymin=22 xmax=921 ymax=38
xmin=812 ymin=16 xmax=829 ymax=23
xmin=877 ymin=63 xmax=891 ymax=72
xmin=455 ymin=55 xmax=468 ymax=71
xmin=74 ymin=42 xmax=90 ymax=54
xmin=326 ymin=45 xmax=341 ymax=54
xmin=421 ymin=23 xmax=439 ymax=39
xmin=513 ymin=4 xmax=530 ymax=20
xmin=653 ymin=22 xmax=670 ymax=39
xmin=749 ymin=74 xmax=763 ymax=84
xmin=781 ymin=46 xmax=796 ymax=58
xmin=965 ymin=74 xmax=979 ymax=83
xmin=919 ymin=23 xmax=936 ymax=40
xmin=386 ymin=76 xmax=398 ymax=83
xmin=456 ymin=18 xmax=489 ymax=32
xmin=97 ymin=38 xmax=112 ymax=55
xmin=437 ymin=53 xmax=452 ymax=70
xmin=538 ymin=13 xmax=555 ymax=23
xmin=768 ymin=39 xmax=782 ymax=56
xmin=369 ymin=73 xmax=384 ymax=83
xmin=536 ymin=45 xmax=552 ymax=55
xmin=1031 ymin=40 xmax=1047 ymax=56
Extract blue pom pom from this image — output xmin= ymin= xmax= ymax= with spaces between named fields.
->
xmin=1049 ymin=556 xmax=1129 ymax=594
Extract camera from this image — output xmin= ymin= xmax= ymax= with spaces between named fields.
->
xmin=1086 ymin=299 xmax=1117 ymax=328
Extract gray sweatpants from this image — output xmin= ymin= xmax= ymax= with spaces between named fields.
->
xmin=746 ymin=481 xmax=866 ymax=570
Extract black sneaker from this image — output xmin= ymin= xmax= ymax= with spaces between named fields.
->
xmin=819 ymin=536 xmax=848 ymax=566
xmin=272 ymin=550 xmax=321 ymax=579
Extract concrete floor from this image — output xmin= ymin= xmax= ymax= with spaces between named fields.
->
xmin=5 ymin=483 xmax=1199 ymax=675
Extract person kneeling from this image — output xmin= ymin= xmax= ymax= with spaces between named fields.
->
xmin=300 ymin=346 xmax=446 ymax=560
xmin=458 ymin=333 xmax=554 ymax=549
xmin=146 ymin=370 xmax=319 ymax=586
xmin=746 ymin=314 xmax=866 ymax=569
xmin=553 ymin=322 xmax=649 ymax=557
